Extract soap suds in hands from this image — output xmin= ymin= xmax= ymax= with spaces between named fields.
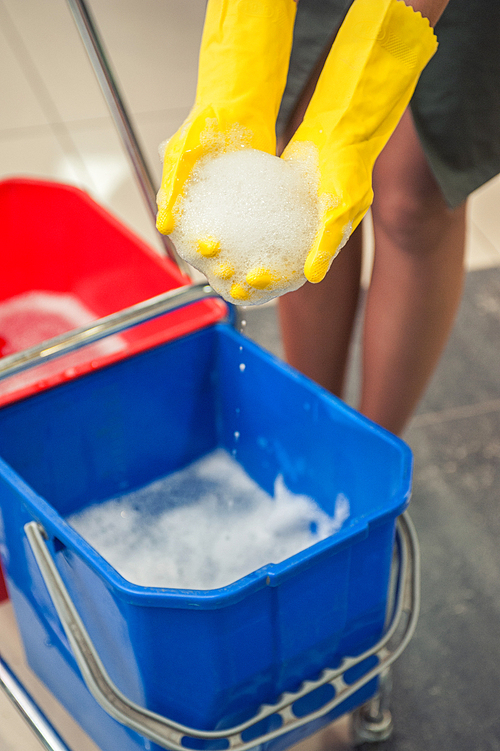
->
xmin=171 ymin=144 xmax=321 ymax=305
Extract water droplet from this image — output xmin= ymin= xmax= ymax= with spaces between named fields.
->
xmin=234 ymin=431 xmax=240 ymax=441
xmin=239 ymin=363 xmax=246 ymax=372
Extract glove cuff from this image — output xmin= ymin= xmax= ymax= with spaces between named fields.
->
xmin=297 ymin=0 xmax=438 ymax=148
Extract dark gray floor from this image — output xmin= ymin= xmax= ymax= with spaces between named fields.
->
xmin=239 ymin=267 xmax=500 ymax=751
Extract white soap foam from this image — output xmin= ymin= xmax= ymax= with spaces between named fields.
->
xmin=67 ymin=448 xmax=349 ymax=590
xmin=171 ymin=147 xmax=321 ymax=305
xmin=0 ymin=291 xmax=126 ymax=396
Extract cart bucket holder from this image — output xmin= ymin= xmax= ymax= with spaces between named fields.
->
xmin=0 ymin=292 xmax=415 ymax=751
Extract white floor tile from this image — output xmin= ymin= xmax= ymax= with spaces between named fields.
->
xmin=2 ymin=0 xmax=110 ymax=124
xmin=1 ymin=0 xmax=201 ymax=132
xmin=469 ymin=174 xmax=500 ymax=256
xmin=466 ymin=220 xmax=500 ymax=271
xmin=134 ymin=107 xmax=192 ymax=180
xmin=0 ymin=127 xmax=86 ymax=184
xmin=66 ymin=117 xmax=165 ymax=251
xmin=86 ymin=0 xmax=203 ymax=115
xmin=0 ymin=10 xmax=49 ymax=132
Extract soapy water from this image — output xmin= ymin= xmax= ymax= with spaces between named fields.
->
xmin=67 ymin=449 xmax=350 ymax=590
xmin=0 ymin=291 xmax=126 ymax=396
xmin=171 ymin=146 xmax=321 ymax=306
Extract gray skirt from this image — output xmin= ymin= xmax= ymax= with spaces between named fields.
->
xmin=277 ymin=0 xmax=500 ymax=208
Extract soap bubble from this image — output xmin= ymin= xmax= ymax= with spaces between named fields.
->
xmin=67 ymin=449 xmax=349 ymax=590
xmin=171 ymin=146 xmax=321 ymax=305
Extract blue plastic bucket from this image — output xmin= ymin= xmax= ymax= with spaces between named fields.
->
xmin=0 ymin=323 xmax=412 ymax=751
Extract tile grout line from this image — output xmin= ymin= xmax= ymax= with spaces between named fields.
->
xmin=0 ymin=108 xmax=193 ymax=151
xmin=0 ymin=0 xmax=97 ymax=190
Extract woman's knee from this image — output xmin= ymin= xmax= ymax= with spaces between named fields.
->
xmin=371 ymin=179 xmax=460 ymax=252
xmin=370 ymin=109 xmax=466 ymax=254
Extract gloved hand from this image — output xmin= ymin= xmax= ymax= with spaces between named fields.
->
xmin=282 ymin=0 xmax=438 ymax=284
xmin=156 ymin=0 xmax=297 ymax=237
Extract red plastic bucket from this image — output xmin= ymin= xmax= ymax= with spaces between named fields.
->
xmin=0 ymin=177 xmax=226 ymax=406
xmin=0 ymin=567 xmax=6 ymax=601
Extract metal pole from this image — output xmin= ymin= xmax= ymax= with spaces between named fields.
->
xmin=65 ymin=0 xmax=189 ymax=273
xmin=0 ymin=652 xmax=74 ymax=751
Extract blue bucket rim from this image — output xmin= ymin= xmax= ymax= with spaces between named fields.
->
xmin=2 ymin=452 xmax=410 ymax=610
xmin=0 ymin=323 xmax=412 ymax=609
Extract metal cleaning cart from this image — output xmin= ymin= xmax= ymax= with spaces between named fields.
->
xmin=0 ymin=3 xmax=420 ymax=750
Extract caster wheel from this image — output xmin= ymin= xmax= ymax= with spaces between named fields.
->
xmin=352 ymin=667 xmax=393 ymax=745
xmin=352 ymin=704 xmax=393 ymax=744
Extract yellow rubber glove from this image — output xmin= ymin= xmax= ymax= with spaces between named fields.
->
xmin=156 ymin=0 xmax=297 ymax=237
xmin=283 ymin=0 xmax=438 ymax=284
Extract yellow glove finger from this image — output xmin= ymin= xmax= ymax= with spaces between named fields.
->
xmin=156 ymin=108 xmax=215 ymax=236
xmin=190 ymin=238 xmax=283 ymax=302
xmin=301 ymin=147 xmax=373 ymax=283
xmin=303 ymin=200 xmax=369 ymax=284
xmin=196 ymin=235 xmax=291 ymax=304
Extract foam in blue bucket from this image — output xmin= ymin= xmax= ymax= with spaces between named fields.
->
xmin=0 ymin=323 xmax=412 ymax=751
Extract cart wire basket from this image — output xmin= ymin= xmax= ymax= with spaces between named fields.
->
xmin=0 ymin=277 xmax=419 ymax=751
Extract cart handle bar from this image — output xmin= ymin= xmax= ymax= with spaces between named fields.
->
xmin=0 ymin=651 xmax=73 ymax=751
xmin=24 ymin=513 xmax=420 ymax=751
xmin=0 ymin=282 xmax=222 ymax=382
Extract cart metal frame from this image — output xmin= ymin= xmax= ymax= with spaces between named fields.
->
xmin=0 ymin=283 xmax=420 ymax=750
xmin=0 ymin=2 xmax=421 ymax=748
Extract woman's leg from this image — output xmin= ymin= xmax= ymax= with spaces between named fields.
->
xmin=359 ymin=108 xmax=467 ymax=434
xmin=278 ymin=226 xmax=363 ymax=396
